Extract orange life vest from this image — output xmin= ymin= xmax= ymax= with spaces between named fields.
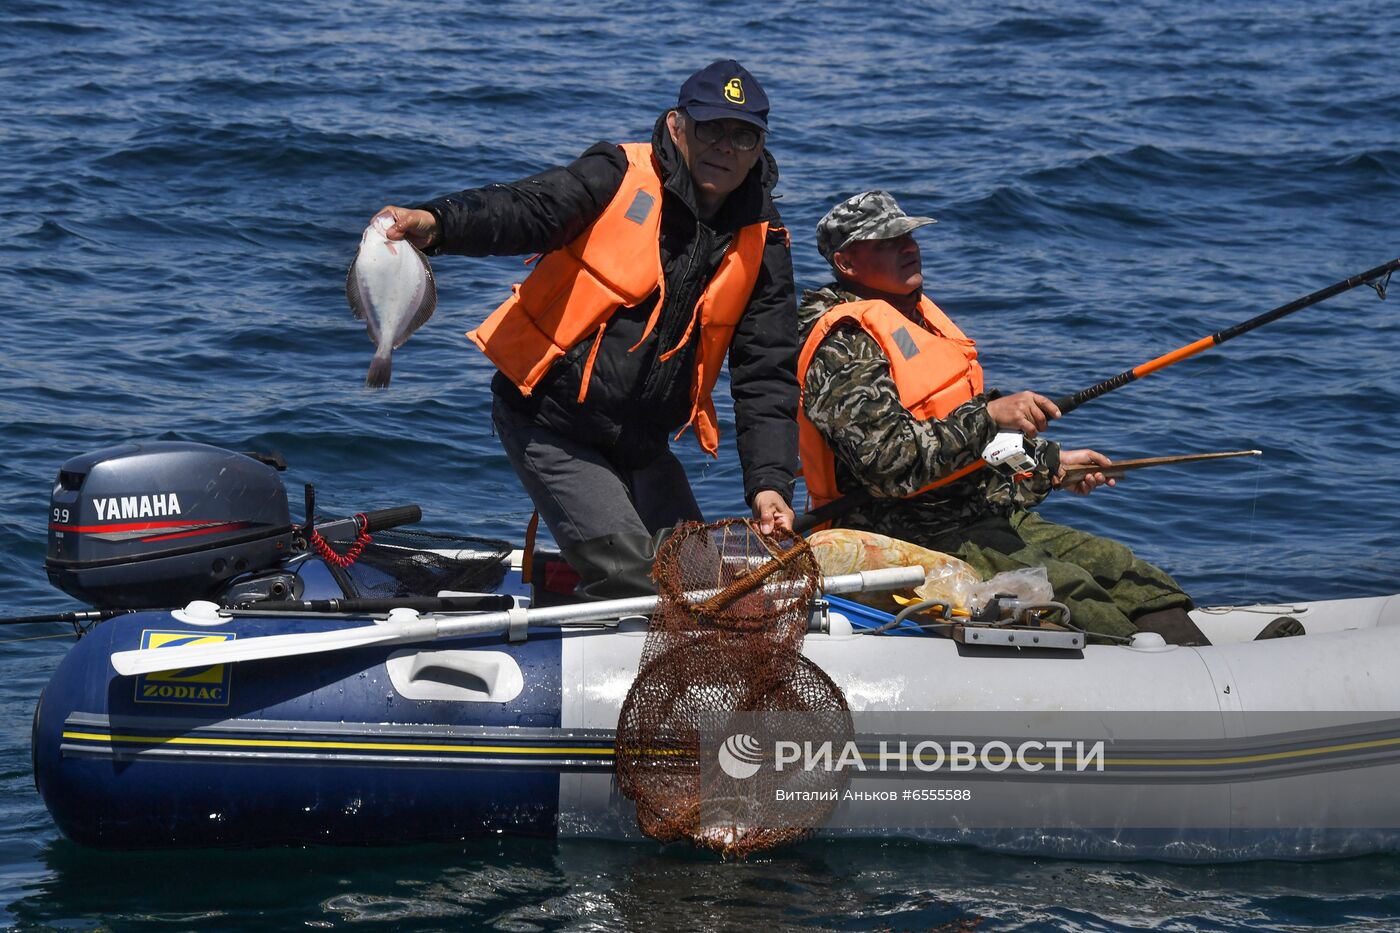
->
xmin=467 ymin=142 xmax=769 ymax=456
xmin=797 ymin=296 xmax=985 ymax=508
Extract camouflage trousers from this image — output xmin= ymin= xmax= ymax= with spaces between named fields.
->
xmin=922 ymin=510 xmax=1194 ymax=640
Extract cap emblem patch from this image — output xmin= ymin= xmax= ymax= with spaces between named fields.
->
xmin=724 ymin=78 xmax=745 ymax=104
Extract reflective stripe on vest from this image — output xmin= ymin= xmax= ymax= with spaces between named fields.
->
xmin=797 ymin=296 xmax=985 ymax=508
xmin=467 ymin=142 xmax=768 ymax=456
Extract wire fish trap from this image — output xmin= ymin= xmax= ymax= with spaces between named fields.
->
xmin=615 ymin=519 xmax=853 ymax=858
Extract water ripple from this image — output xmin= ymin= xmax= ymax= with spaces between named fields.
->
xmin=4 ymin=0 xmax=1400 ymax=927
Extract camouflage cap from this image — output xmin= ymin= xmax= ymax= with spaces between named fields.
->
xmin=815 ymin=190 xmax=937 ymax=262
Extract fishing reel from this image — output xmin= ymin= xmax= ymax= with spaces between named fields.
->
xmin=981 ymin=432 xmax=1037 ymax=481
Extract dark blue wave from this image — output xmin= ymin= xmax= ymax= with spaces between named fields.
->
xmin=4 ymin=0 xmax=1400 ymax=925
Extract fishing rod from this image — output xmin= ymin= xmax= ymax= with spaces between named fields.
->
xmin=0 ymin=607 xmax=134 ymax=628
xmin=794 ymin=257 xmax=1398 ymax=534
xmin=1054 ymin=257 xmax=1398 ymax=415
xmin=2 ymin=504 xmax=430 ymax=629
xmin=1057 ymin=449 xmax=1261 ymax=486
xmin=0 ymin=595 xmax=516 ymax=632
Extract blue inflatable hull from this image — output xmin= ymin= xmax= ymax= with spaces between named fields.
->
xmin=35 ymin=553 xmax=1400 ymax=859
xmin=32 ymin=597 xmax=600 ymax=848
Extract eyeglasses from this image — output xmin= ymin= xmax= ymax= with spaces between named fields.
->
xmin=691 ymin=119 xmax=763 ymax=152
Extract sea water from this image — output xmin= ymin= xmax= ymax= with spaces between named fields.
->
xmin=3 ymin=1 xmax=1400 ymax=928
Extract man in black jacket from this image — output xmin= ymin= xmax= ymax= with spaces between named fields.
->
xmin=375 ymin=60 xmax=798 ymax=598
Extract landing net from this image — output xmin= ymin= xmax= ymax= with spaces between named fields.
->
xmin=615 ymin=519 xmax=851 ymax=857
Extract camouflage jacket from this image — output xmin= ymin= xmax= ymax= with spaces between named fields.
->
xmin=798 ymin=284 xmax=1059 ymax=541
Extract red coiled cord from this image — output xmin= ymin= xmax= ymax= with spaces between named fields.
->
xmin=310 ymin=513 xmax=372 ymax=568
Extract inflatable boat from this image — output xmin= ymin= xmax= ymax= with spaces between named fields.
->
xmin=30 ymin=442 xmax=1400 ymax=860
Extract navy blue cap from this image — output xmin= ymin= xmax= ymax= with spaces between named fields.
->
xmin=676 ymin=59 xmax=769 ymax=132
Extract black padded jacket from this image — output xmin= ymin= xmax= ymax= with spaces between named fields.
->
xmin=418 ymin=113 xmax=798 ymax=506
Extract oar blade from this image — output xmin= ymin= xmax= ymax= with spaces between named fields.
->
xmin=110 ymin=619 xmax=433 ymax=676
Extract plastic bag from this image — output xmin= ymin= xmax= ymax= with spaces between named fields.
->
xmin=807 ymin=528 xmax=980 ymax=613
xmin=966 ymin=566 xmax=1054 ymax=614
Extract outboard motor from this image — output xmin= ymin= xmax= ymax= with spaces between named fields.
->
xmin=44 ymin=441 xmax=294 ymax=608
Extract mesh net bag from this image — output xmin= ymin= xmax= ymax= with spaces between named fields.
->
xmin=615 ymin=519 xmax=852 ymax=857
xmin=324 ymin=528 xmax=512 ymax=599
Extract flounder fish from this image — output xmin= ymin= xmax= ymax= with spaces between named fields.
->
xmin=346 ymin=210 xmax=437 ymax=387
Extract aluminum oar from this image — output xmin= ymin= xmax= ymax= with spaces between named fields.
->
xmin=110 ymin=566 xmax=926 ymax=676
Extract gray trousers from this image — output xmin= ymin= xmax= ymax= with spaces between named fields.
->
xmin=491 ymin=396 xmax=702 ymax=553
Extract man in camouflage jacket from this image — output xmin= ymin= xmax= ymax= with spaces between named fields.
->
xmin=799 ymin=191 xmax=1203 ymax=643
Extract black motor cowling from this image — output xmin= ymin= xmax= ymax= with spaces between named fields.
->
xmin=45 ymin=441 xmax=294 ymax=608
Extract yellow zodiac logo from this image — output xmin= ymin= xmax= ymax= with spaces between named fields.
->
xmin=133 ymin=630 xmax=236 ymax=706
xmin=723 ymin=78 xmax=745 ymax=104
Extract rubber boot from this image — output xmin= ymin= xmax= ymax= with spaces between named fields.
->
xmin=1133 ymin=607 xmax=1211 ymax=646
xmin=560 ymin=532 xmax=660 ymax=601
